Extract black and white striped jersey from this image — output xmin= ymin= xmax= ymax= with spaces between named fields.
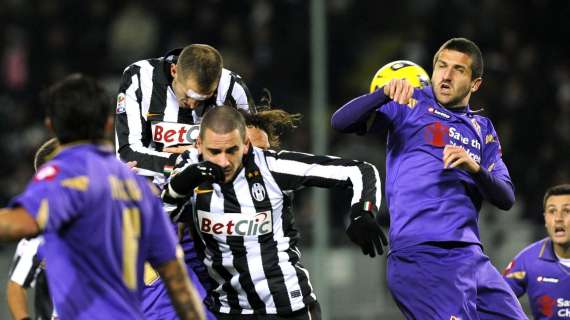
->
xmin=167 ymin=146 xmax=381 ymax=316
xmin=8 ymin=237 xmax=56 ymax=319
xmin=115 ymin=48 xmax=255 ymax=177
xmin=8 ymin=236 xmax=43 ymax=288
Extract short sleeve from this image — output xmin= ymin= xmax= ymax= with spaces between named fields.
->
xmin=9 ymin=163 xmax=84 ymax=233
xmin=502 ymin=254 xmax=528 ymax=297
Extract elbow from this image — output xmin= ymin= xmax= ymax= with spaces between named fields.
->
xmin=330 ymin=113 xmax=347 ymax=132
xmin=496 ymin=193 xmax=515 ymax=211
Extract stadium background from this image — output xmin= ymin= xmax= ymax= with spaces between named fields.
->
xmin=0 ymin=0 xmax=568 ymax=318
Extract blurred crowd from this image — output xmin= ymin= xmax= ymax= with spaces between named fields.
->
xmin=1 ymin=0 xmax=568 ymax=242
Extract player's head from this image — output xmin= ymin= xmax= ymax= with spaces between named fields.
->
xmin=239 ymin=98 xmax=301 ymax=150
xmin=431 ymin=38 xmax=483 ymax=108
xmin=369 ymin=60 xmax=430 ymax=93
xmin=34 ymin=138 xmax=60 ymax=171
xmin=542 ymin=184 xmax=570 ymax=247
xmin=171 ymin=44 xmax=223 ymax=109
xmin=43 ymin=73 xmax=112 ymax=144
xmin=198 ymin=105 xmax=249 ymax=183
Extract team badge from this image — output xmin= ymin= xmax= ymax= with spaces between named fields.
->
xmin=470 ymin=118 xmax=481 ymax=135
xmin=406 ymin=98 xmax=418 ymax=109
xmin=251 ymin=183 xmax=266 ymax=202
xmin=116 ymin=93 xmax=126 ymax=114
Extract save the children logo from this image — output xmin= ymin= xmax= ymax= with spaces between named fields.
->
xmin=537 ymin=295 xmax=556 ymax=318
xmin=424 ymin=121 xmax=449 ymax=147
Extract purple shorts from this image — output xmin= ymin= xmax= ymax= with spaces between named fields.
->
xmin=387 ymin=242 xmax=528 ymax=320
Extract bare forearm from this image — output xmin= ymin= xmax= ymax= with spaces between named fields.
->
xmin=7 ymin=281 xmax=30 ymax=320
xmin=0 ymin=208 xmax=40 ymax=241
xmin=157 ymin=259 xmax=205 ymax=320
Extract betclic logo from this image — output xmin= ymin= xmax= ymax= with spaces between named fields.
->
xmin=197 ymin=210 xmax=272 ymax=236
xmin=151 ymin=121 xmax=200 ymax=147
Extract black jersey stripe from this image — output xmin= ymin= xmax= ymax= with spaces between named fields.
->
xmin=243 ymin=157 xmax=293 ymax=314
xmin=148 ymin=59 xmax=168 ymax=120
xmin=22 ymin=253 xmax=41 ymax=288
xmin=230 ymin=72 xmax=256 ymax=113
xmin=222 ymin=183 xmax=267 ymax=313
xmin=194 ymin=184 xmax=241 ymax=313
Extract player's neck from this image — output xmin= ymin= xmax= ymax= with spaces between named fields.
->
xmin=553 ymin=242 xmax=570 ymax=259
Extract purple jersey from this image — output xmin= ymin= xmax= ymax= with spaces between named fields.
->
xmin=142 ymin=224 xmax=216 ymax=320
xmin=10 ymin=144 xmax=178 ymax=320
xmin=503 ymin=239 xmax=570 ymax=319
xmin=366 ymin=87 xmax=512 ymax=251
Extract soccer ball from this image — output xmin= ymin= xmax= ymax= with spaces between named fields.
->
xmin=369 ymin=60 xmax=430 ymax=93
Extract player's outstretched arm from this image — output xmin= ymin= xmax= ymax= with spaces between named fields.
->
xmin=266 ymin=150 xmax=387 ymax=256
xmin=331 ymin=89 xmax=389 ymax=134
xmin=6 ymin=280 xmax=30 ymax=320
xmin=0 ymin=208 xmax=39 ymax=241
xmin=156 ymin=258 xmax=205 ymax=320
xmin=331 ymin=79 xmax=414 ymax=134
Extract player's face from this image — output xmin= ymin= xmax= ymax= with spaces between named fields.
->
xmin=171 ymin=65 xmax=217 ymax=109
xmin=544 ymin=194 xmax=570 ymax=248
xmin=431 ymin=49 xmax=482 ymax=108
xmin=247 ymin=126 xmax=270 ymax=150
xmin=198 ymin=128 xmax=249 ymax=183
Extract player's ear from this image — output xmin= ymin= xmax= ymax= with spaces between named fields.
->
xmin=196 ymin=137 xmax=203 ymax=154
xmin=170 ymin=64 xmax=177 ymax=78
xmin=243 ymin=136 xmax=250 ymax=155
xmin=471 ymin=78 xmax=482 ymax=93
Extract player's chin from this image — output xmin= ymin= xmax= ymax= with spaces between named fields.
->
xmin=550 ymin=228 xmax=569 ymax=244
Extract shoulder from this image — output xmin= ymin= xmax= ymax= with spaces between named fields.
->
xmin=33 ymin=158 xmax=77 ymax=185
xmin=514 ymin=238 xmax=549 ymax=261
xmin=123 ymin=58 xmax=159 ymax=73
xmin=218 ymin=68 xmax=246 ymax=90
xmin=122 ymin=58 xmax=163 ymax=81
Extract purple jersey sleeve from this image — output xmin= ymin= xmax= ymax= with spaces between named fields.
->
xmin=10 ymin=163 xmax=84 ymax=232
xmin=472 ymin=119 xmax=515 ymax=210
xmin=331 ymin=89 xmax=391 ymax=134
xmin=143 ymin=179 xmax=179 ymax=267
xmin=503 ymin=253 xmax=528 ymax=297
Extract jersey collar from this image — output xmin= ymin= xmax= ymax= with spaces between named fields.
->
xmin=538 ymin=238 xmax=558 ymax=262
xmin=426 ymin=86 xmax=483 ymax=117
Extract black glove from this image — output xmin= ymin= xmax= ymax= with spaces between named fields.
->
xmin=168 ymin=161 xmax=224 ymax=197
xmin=346 ymin=203 xmax=388 ymax=258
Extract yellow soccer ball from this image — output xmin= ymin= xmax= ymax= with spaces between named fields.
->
xmin=369 ymin=60 xmax=430 ymax=93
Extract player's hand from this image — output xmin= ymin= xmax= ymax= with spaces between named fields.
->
xmin=443 ymin=144 xmax=480 ymax=173
xmin=383 ymin=78 xmax=414 ymax=105
xmin=163 ymin=145 xmax=195 ymax=154
xmin=346 ymin=204 xmax=388 ymax=258
xmin=168 ymin=161 xmax=225 ymax=197
xmin=126 ymin=161 xmax=138 ymax=172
